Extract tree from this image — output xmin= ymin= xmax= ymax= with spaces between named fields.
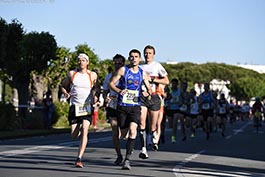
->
xmin=42 ymin=47 xmax=71 ymax=102
xmin=163 ymin=62 xmax=265 ymax=100
xmin=0 ymin=19 xmax=24 ymax=106
xmin=0 ymin=18 xmax=57 ymax=111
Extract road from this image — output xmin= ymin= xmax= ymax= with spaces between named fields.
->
xmin=0 ymin=120 xmax=264 ymax=177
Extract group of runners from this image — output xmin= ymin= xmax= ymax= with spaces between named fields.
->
xmin=61 ymin=45 xmax=264 ymax=170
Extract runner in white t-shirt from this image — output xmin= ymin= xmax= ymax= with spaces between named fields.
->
xmin=138 ymin=45 xmax=169 ymax=158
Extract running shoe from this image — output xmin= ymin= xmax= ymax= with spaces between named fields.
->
xmin=153 ymin=143 xmax=159 ymax=151
xmin=171 ymin=135 xmax=176 ymax=143
xmin=152 ymin=131 xmax=159 ymax=144
xmin=139 ymin=148 xmax=149 ymax=159
xmin=75 ymin=158 xmax=84 ymax=168
xmin=182 ymin=136 xmax=187 ymax=141
xmin=122 ymin=160 xmax=131 ymax=170
xmin=190 ymin=133 xmax=195 ymax=138
xmin=114 ymin=155 xmax=123 ymax=165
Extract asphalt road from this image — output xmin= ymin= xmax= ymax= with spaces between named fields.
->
xmin=0 ymin=120 xmax=264 ymax=177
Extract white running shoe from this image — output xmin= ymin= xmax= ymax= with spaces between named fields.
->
xmin=139 ymin=147 xmax=149 ymax=159
xmin=152 ymin=131 xmax=159 ymax=144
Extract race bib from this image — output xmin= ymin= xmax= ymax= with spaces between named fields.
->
xmin=191 ymin=103 xmax=197 ymax=111
xmin=122 ymin=89 xmax=138 ymax=104
xmin=254 ymin=112 xmax=262 ymax=117
xmin=109 ymin=98 xmax=118 ymax=109
xmin=75 ymin=103 xmax=91 ymax=117
xmin=202 ymin=103 xmax=210 ymax=110
xmin=180 ymin=104 xmax=187 ymax=112
xmin=171 ymin=96 xmax=179 ymax=103
xmin=219 ymin=107 xmax=226 ymax=114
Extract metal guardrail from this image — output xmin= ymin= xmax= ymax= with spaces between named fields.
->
xmin=15 ymin=105 xmax=44 ymax=110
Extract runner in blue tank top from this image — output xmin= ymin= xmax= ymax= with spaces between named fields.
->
xmin=109 ymin=49 xmax=152 ymax=170
xmin=199 ymin=82 xmax=216 ymax=140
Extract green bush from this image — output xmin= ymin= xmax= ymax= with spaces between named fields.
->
xmin=53 ymin=101 xmax=70 ymax=128
xmin=52 ymin=102 xmax=107 ymax=128
xmin=98 ymin=107 xmax=106 ymax=120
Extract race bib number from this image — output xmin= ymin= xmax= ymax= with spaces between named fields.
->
xmin=171 ymin=96 xmax=179 ymax=103
xmin=202 ymin=103 xmax=210 ymax=110
xmin=75 ymin=103 xmax=91 ymax=117
xmin=180 ymin=104 xmax=187 ymax=112
xmin=219 ymin=107 xmax=226 ymax=114
xmin=109 ymin=98 xmax=118 ymax=109
xmin=254 ymin=112 xmax=262 ymax=117
xmin=191 ymin=103 xmax=197 ymax=111
xmin=122 ymin=89 xmax=138 ymax=104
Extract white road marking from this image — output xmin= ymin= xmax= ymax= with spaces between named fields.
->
xmin=173 ymin=150 xmax=205 ymax=177
xmin=173 ymin=121 xmax=254 ymax=176
xmin=178 ymin=168 xmax=252 ymax=177
xmin=226 ymin=121 xmax=251 ymax=139
xmin=0 ymin=136 xmax=112 ymax=158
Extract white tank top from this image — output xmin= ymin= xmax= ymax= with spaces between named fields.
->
xmin=190 ymin=96 xmax=199 ymax=115
xmin=70 ymin=72 xmax=93 ymax=105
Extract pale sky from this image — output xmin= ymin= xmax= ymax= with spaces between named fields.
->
xmin=1 ymin=0 xmax=265 ymax=65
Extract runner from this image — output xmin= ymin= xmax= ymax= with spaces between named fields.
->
xmin=165 ymin=78 xmax=182 ymax=143
xmin=139 ymin=45 xmax=169 ymax=158
xmin=61 ymin=53 xmax=98 ymax=168
xmin=109 ymin=49 xmax=152 ymax=170
xmin=229 ymin=100 xmax=236 ymax=124
xmin=178 ymin=80 xmax=190 ymax=141
xmin=102 ymin=54 xmax=125 ymax=165
xmin=198 ymin=83 xmax=216 ymax=140
xmin=252 ymin=97 xmax=263 ymax=129
xmin=188 ymin=88 xmax=199 ymax=138
xmin=216 ymin=93 xmax=229 ymax=137
xmin=241 ymin=101 xmax=250 ymax=121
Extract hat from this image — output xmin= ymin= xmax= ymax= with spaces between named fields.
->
xmin=78 ymin=53 xmax=89 ymax=62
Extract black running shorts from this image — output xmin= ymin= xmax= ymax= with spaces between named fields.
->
xmin=140 ymin=94 xmax=161 ymax=111
xmin=117 ymin=105 xmax=141 ymax=129
xmin=68 ymin=105 xmax=93 ymax=125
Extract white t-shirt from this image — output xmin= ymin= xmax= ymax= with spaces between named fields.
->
xmin=140 ymin=61 xmax=168 ymax=94
xmin=140 ymin=61 xmax=168 ymax=77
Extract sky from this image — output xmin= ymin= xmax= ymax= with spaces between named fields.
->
xmin=1 ymin=0 xmax=265 ymax=65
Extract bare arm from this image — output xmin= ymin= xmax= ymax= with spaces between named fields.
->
xmin=143 ymin=71 xmax=153 ymax=96
xmin=91 ymin=71 xmax=99 ymax=103
xmin=61 ymin=72 xmax=72 ymax=99
xmin=152 ymin=75 xmax=169 ymax=86
xmin=109 ymin=67 xmax=125 ymax=94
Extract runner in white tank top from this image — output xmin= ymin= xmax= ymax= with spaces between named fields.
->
xmin=61 ymin=53 xmax=97 ymax=168
xmin=70 ymin=70 xmax=94 ymax=105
